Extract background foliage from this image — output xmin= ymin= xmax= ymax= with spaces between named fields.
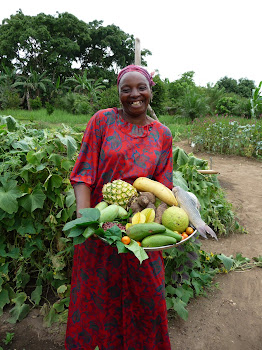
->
xmin=0 ymin=116 xmax=243 ymax=324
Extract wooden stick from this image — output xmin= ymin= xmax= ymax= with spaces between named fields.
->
xmin=197 ymin=170 xmax=220 ymax=174
xmin=135 ymin=38 xmax=141 ymax=66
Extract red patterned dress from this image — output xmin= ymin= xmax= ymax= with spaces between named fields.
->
xmin=65 ymin=108 xmax=173 ymax=350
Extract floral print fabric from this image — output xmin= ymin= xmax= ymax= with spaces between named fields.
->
xmin=65 ymin=108 xmax=173 ymax=349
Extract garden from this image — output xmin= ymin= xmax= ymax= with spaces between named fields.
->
xmin=0 ymin=10 xmax=262 ymax=350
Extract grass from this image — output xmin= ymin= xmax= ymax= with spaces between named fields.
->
xmin=1 ymin=108 xmax=260 ymax=145
xmin=0 ymin=108 xmax=91 ymax=128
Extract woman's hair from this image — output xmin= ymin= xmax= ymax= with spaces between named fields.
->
xmin=117 ymin=65 xmax=155 ymax=87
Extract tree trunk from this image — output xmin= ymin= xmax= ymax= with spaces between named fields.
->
xmin=26 ymin=89 xmax=31 ymax=110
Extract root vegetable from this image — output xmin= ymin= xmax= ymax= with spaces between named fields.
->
xmin=139 ymin=192 xmax=156 ymax=203
xmin=154 ymin=202 xmax=168 ymax=224
xmin=137 ymin=195 xmax=149 ymax=208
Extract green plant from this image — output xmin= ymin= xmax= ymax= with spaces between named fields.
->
xmin=0 ymin=89 xmax=21 ymax=109
xmin=59 ymin=92 xmax=93 ymax=115
xmin=2 ymin=332 xmax=15 ymax=345
xmin=172 ymin=147 xmax=241 ymax=235
xmin=0 ymin=116 xmax=82 ymax=322
xmin=191 ymin=118 xmax=262 ymax=159
xmin=98 ymin=86 xmax=120 ymax=110
xmin=180 ymin=87 xmax=209 ymax=121
xmin=250 ymin=81 xmax=262 ymax=118
xmin=215 ymin=95 xmax=239 ymax=115
xmin=45 ymin=102 xmax=55 ymax=115
xmin=30 ymin=96 xmax=42 ymax=110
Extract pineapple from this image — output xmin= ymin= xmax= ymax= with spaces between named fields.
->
xmin=102 ymin=180 xmax=138 ymax=208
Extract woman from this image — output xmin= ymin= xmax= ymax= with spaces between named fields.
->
xmin=65 ymin=65 xmax=173 ymax=350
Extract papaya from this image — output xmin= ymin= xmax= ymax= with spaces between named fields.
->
xmin=99 ymin=204 xmax=119 ymax=223
xmin=126 ymin=222 xmax=166 ymax=241
xmin=141 ymin=234 xmax=177 ymax=247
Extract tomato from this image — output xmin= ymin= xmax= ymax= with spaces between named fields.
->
xmin=182 ymin=233 xmax=189 ymax=240
xmin=186 ymin=227 xmax=194 ymax=235
xmin=121 ymin=236 xmax=131 ymax=245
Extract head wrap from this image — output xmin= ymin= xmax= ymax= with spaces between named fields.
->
xmin=117 ymin=64 xmax=155 ymax=87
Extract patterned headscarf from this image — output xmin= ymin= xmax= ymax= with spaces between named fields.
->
xmin=117 ymin=65 xmax=155 ymax=87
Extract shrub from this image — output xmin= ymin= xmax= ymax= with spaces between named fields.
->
xmin=0 ymin=89 xmax=21 ymax=109
xmin=98 ymin=86 xmax=120 ymax=110
xmin=151 ymin=74 xmax=167 ymax=115
xmin=180 ymin=87 xmax=209 ymax=121
xmin=30 ymin=96 xmax=42 ymax=110
xmin=45 ymin=102 xmax=55 ymax=115
xmin=215 ymin=96 xmax=239 ymax=115
xmin=59 ymin=92 xmax=93 ymax=115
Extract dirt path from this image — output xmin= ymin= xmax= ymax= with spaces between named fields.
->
xmin=1 ymin=141 xmax=261 ymax=350
xmin=168 ymin=140 xmax=262 ymax=350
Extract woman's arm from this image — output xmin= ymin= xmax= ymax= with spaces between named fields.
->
xmin=73 ymin=183 xmax=91 ymax=218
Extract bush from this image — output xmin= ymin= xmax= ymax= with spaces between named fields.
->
xmin=45 ymin=102 xmax=55 ymax=115
xmin=180 ymin=87 xmax=210 ymax=121
xmin=30 ymin=96 xmax=42 ymax=110
xmin=59 ymin=92 xmax=93 ymax=115
xmin=215 ymin=96 xmax=239 ymax=115
xmin=151 ymin=74 xmax=167 ymax=115
xmin=98 ymin=86 xmax=120 ymax=110
xmin=0 ymin=89 xmax=21 ymax=109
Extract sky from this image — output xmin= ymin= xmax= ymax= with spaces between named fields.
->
xmin=1 ymin=0 xmax=262 ymax=87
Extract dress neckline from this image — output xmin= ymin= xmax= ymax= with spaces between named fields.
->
xmin=113 ymin=108 xmax=155 ymax=138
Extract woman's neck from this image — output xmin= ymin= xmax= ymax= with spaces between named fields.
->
xmin=120 ymin=109 xmax=151 ymax=126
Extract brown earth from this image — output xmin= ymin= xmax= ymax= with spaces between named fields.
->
xmin=1 ymin=140 xmax=262 ymax=350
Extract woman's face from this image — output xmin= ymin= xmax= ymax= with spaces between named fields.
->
xmin=118 ymin=72 xmax=152 ymax=118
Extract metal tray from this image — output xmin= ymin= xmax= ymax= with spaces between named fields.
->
xmin=98 ymin=228 xmax=197 ymax=252
xmin=142 ymin=229 xmax=197 ymax=251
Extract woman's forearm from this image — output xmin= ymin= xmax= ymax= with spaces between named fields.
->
xmin=73 ymin=183 xmax=91 ymax=217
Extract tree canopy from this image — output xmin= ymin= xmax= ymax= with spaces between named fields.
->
xmin=0 ymin=11 xmax=151 ymax=84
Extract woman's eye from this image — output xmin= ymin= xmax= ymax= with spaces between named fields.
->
xmin=122 ymin=88 xmax=130 ymax=93
xmin=139 ymin=86 xmax=147 ymax=91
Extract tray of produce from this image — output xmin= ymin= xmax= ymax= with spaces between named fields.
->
xmin=63 ymin=178 xmax=217 ymax=263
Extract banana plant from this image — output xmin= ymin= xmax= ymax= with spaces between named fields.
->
xmin=250 ymin=81 xmax=262 ymax=118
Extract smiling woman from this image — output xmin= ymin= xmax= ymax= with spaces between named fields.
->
xmin=65 ymin=64 xmax=173 ymax=349
xmin=117 ymin=65 xmax=155 ymax=126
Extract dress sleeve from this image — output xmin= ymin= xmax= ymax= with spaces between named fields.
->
xmin=70 ymin=112 xmax=103 ymax=189
xmin=152 ymin=127 xmax=173 ymax=189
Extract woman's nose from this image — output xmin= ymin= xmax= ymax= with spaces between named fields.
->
xmin=130 ymin=88 xmax=140 ymax=97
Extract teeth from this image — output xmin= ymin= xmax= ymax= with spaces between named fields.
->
xmin=132 ymin=101 xmax=142 ymax=106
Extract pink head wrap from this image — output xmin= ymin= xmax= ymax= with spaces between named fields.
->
xmin=117 ymin=65 xmax=155 ymax=87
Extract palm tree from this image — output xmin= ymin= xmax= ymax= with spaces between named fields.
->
xmin=12 ymin=69 xmax=51 ymax=110
xmin=66 ymin=69 xmax=106 ymax=104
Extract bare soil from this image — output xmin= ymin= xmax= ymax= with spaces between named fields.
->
xmin=1 ymin=140 xmax=262 ymax=350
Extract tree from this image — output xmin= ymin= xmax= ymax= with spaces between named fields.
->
xmin=0 ymin=11 xmax=151 ymax=86
xmin=237 ymin=78 xmax=256 ymax=98
xmin=12 ymin=69 xmax=51 ymax=110
xmin=216 ymin=76 xmax=238 ymax=95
